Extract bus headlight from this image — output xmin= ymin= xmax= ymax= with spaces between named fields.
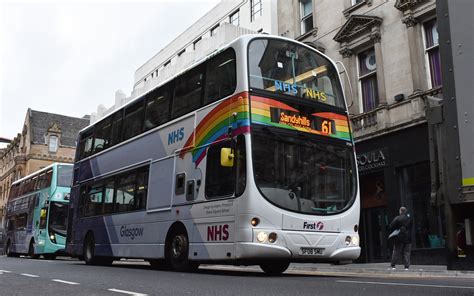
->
xmin=351 ymin=236 xmax=359 ymax=246
xmin=268 ymin=232 xmax=278 ymax=243
xmin=49 ymin=230 xmax=57 ymax=244
xmin=257 ymin=231 xmax=268 ymax=243
xmin=54 ymin=192 xmax=63 ymax=199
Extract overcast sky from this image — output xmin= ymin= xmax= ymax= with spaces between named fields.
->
xmin=0 ymin=0 xmax=220 ymax=143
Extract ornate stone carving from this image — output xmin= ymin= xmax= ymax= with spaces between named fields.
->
xmin=370 ymin=31 xmax=381 ymax=43
xmin=402 ymin=15 xmax=418 ymax=27
xmin=334 ymin=15 xmax=383 ymax=43
xmin=394 ymin=0 xmax=426 ymax=12
xmin=339 ymin=47 xmax=354 ymax=58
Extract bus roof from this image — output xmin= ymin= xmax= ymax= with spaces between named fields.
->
xmin=11 ymin=163 xmax=72 ymax=186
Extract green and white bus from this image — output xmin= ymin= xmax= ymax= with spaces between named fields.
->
xmin=4 ymin=163 xmax=72 ymax=259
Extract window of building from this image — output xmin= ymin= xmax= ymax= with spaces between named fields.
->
xmin=193 ymin=37 xmax=202 ymax=50
xmin=48 ymin=135 xmax=58 ymax=153
xmin=300 ymin=0 xmax=313 ymax=35
xmin=210 ymin=24 xmax=219 ymax=37
xmin=251 ymin=0 xmax=262 ymax=22
xmin=230 ymin=10 xmax=239 ymax=26
xmin=358 ymin=47 xmax=379 ymax=112
xmin=423 ymin=18 xmax=442 ymax=88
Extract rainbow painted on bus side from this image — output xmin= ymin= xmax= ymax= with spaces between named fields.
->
xmin=180 ymin=93 xmax=250 ymax=166
xmin=251 ymin=95 xmax=351 ymax=141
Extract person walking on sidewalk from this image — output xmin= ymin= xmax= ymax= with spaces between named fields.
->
xmin=389 ymin=206 xmax=413 ymax=270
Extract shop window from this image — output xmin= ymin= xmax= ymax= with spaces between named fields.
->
xmin=358 ymin=47 xmax=379 ymax=112
xmin=398 ymin=162 xmax=445 ymax=249
xmin=423 ymin=18 xmax=442 ymax=88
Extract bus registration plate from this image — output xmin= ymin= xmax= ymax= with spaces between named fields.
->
xmin=300 ymin=247 xmax=324 ymax=255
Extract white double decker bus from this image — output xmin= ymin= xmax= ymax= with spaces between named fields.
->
xmin=66 ymin=35 xmax=360 ymax=275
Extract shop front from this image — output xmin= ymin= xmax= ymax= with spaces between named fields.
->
xmin=355 ymin=124 xmax=446 ymax=264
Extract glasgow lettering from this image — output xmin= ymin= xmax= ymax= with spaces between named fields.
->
xmin=120 ymin=225 xmax=144 ymax=240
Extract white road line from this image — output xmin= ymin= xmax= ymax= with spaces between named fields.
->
xmin=337 ymin=280 xmax=474 ymax=290
xmin=52 ymin=279 xmax=80 ymax=285
xmin=0 ymin=270 xmax=12 ymax=273
xmin=20 ymin=273 xmax=39 ymax=278
xmin=108 ymin=288 xmax=148 ymax=296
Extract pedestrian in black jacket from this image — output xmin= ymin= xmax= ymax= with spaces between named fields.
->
xmin=389 ymin=206 xmax=413 ymax=270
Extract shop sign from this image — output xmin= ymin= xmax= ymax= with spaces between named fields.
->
xmin=357 ymin=148 xmax=388 ymax=172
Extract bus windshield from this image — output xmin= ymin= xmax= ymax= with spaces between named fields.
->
xmin=57 ymin=165 xmax=73 ymax=187
xmin=252 ymin=126 xmax=356 ymax=215
xmin=48 ymin=202 xmax=68 ymax=235
xmin=248 ymin=38 xmax=344 ymax=108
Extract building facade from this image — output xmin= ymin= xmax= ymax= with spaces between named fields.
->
xmin=0 ymin=109 xmax=89 ymax=224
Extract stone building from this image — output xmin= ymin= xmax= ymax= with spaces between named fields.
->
xmin=0 ymin=109 xmax=89 ymax=223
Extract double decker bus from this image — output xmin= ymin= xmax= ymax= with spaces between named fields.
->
xmin=66 ymin=35 xmax=359 ymax=275
xmin=4 ymin=163 xmax=72 ymax=259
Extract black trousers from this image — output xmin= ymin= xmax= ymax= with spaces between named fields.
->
xmin=391 ymin=242 xmax=412 ymax=268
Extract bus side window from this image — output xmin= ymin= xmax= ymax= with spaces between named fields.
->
xmin=204 ymin=48 xmax=236 ymax=104
xmin=84 ymin=183 xmax=104 ymax=216
xmin=144 ymin=87 xmax=171 ymax=131
xmin=93 ymin=117 xmax=112 ymax=153
xmin=79 ymin=129 xmax=94 ymax=160
xmin=115 ymin=174 xmax=135 ymax=213
xmin=172 ymin=65 xmax=204 ymax=119
xmin=122 ymin=100 xmax=145 ymax=141
xmin=110 ymin=110 xmax=123 ymax=146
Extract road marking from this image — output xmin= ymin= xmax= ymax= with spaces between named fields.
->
xmin=108 ymin=288 xmax=148 ymax=296
xmin=52 ymin=279 xmax=80 ymax=285
xmin=337 ymin=280 xmax=474 ymax=290
xmin=0 ymin=270 xmax=12 ymax=273
xmin=20 ymin=273 xmax=39 ymax=278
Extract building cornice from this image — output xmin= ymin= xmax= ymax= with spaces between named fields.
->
xmin=333 ymin=15 xmax=382 ymax=43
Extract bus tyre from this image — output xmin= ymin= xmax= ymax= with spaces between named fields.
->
xmin=83 ymin=234 xmax=113 ymax=266
xmin=167 ymin=231 xmax=199 ymax=272
xmin=83 ymin=234 xmax=97 ymax=265
xmin=259 ymin=260 xmax=290 ymax=275
xmin=29 ymin=240 xmax=39 ymax=259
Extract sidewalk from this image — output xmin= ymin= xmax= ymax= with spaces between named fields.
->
xmin=286 ymin=262 xmax=474 ymax=278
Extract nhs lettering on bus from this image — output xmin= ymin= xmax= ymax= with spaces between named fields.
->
xmin=207 ymin=224 xmax=229 ymax=241
xmin=168 ymin=127 xmax=184 ymax=145
xmin=274 ymin=80 xmax=298 ymax=95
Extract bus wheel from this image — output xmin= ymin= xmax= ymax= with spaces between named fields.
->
xmin=167 ymin=230 xmax=199 ymax=272
xmin=259 ymin=260 xmax=290 ymax=276
xmin=83 ymin=234 xmax=113 ymax=266
xmin=83 ymin=234 xmax=97 ymax=265
xmin=28 ymin=240 xmax=39 ymax=259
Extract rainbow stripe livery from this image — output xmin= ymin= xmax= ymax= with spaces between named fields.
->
xmin=180 ymin=93 xmax=250 ymax=166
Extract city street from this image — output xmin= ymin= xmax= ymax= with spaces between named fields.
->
xmin=1 ymin=256 xmax=473 ymax=296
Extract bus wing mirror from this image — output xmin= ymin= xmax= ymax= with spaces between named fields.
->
xmin=220 ymin=148 xmax=234 ymax=167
